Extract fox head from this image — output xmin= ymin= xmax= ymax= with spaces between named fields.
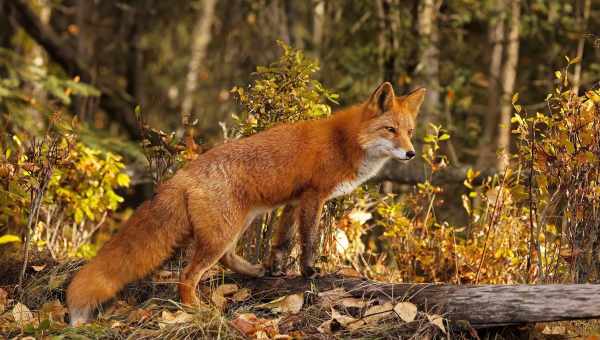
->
xmin=358 ymin=82 xmax=426 ymax=161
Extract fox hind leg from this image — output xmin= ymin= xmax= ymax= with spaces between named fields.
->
xmin=179 ymin=244 xmax=226 ymax=306
xmin=219 ymin=209 xmax=269 ymax=277
xmin=220 ymin=250 xmax=265 ymax=277
xmin=179 ymin=212 xmax=232 ymax=305
xmin=178 ymin=195 xmax=248 ymax=306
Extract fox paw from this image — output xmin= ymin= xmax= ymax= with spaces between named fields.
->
xmin=266 ymin=268 xmax=286 ymax=277
xmin=251 ymin=265 xmax=266 ymax=278
xmin=301 ymin=266 xmax=320 ymax=279
xmin=266 ymin=259 xmax=287 ymax=277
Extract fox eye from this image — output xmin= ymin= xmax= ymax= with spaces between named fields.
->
xmin=385 ymin=126 xmax=396 ymax=133
xmin=408 ymin=129 xmax=414 ymax=136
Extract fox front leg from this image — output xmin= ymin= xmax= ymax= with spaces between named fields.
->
xmin=297 ymin=191 xmax=325 ymax=278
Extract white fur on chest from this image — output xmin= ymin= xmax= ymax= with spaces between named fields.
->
xmin=328 ymin=156 xmax=389 ymax=199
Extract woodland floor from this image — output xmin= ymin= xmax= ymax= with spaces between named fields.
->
xmin=0 ymin=255 xmax=599 ymax=339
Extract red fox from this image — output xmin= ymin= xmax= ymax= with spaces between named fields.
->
xmin=67 ymin=82 xmax=425 ymax=325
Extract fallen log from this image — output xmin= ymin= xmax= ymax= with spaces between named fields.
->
xmin=225 ymin=273 xmax=600 ymax=328
xmin=374 ymin=158 xmax=496 ymax=185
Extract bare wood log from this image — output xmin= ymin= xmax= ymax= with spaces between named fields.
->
xmin=5 ymin=0 xmax=141 ymax=139
xmin=226 ymin=274 xmax=600 ymax=328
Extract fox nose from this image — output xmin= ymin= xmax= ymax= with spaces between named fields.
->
xmin=406 ymin=150 xmax=416 ymax=159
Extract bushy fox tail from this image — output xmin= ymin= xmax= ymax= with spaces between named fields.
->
xmin=67 ymin=185 xmax=190 ymax=326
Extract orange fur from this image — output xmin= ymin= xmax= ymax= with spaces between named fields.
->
xmin=66 ymin=82 xmax=425 ymax=325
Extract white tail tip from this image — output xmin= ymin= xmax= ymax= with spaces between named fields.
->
xmin=69 ymin=307 xmax=92 ymax=327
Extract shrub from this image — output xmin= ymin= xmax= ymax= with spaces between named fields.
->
xmin=511 ymin=63 xmax=600 ymax=283
xmin=229 ymin=40 xmax=338 ymax=138
xmin=0 ymin=48 xmax=129 ymax=260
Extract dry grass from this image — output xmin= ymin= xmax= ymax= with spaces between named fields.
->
xmin=0 ymin=257 xmax=455 ymax=339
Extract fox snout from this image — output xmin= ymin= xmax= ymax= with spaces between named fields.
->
xmin=391 ymin=135 xmax=416 ymax=160
xmin=391 ymin=147 xmax=416 ymax=161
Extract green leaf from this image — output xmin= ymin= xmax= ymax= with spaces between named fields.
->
xmin=568 ymin=56 xmax=581 ymax=65
xmin=564 ymin=140 xmax=575 ymax=154
xmin=74 ymin=208 xmax=84 ymax=224
xmin=116 ymin=173 xmax=130 ymax=187
xmin=554 ymin=71 xmax=562 ymax=80
xmin=514 ymin=104 xmax=522 ymax=113
xmin=24 ymin=323 xmax=36 ymax=334
xmin=511 ymin=92 xmax=519 ymax=104
xmin=38 ymin=319 xmax=51 ymax=330
xmin=0 ymin=234 xmax=21 ymax=245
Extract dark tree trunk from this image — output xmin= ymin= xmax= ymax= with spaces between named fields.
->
xmin=126 ymin=11 xmax=144 ymax=108
xmin=0 ymin=0 xmax=14 ymax=51
xmin=376 ymin=159 xmax=495 ymax=185
xmin=376 ymin=0 xmax=399 ymax=84
xmin=476 ymin=0 xmax=506 ymax=169
xmin=6 ymin=0 xmax=141 ymax=139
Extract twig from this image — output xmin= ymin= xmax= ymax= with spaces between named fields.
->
xmin=475 ymin=170 xmax=509 ymax=284
xmin=19 ymin=166 xmax=51 ymax=295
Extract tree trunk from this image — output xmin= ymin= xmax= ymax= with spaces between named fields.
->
xmin=415 ymin=0 xmax=440 ymax=131
xmin=230 ymin=274 xmax=600 ymax=328
xmin=477 ymin=0 xmax=506 ymax=169
xmin=6 ymin=0 xmax=141 ymax=139
xmin=376 ymin=0 xmax=400 ymax=84
xmin=73 ymin=0 xmax=98 ymax=122
xmin=126 ymin=9 xmax=144 ymax=108
xmin=25 ymin=0 xmax=52 ymax=127
xmin=283 ymin=1 xmax=302 ymax=49
xmin=312 ymin=0 xmax=325 ymax=52
xmin=181 ymin=0 xmax=217 ymax=147
xmin=0 ymin=0 xmax=14 ymax=123
xmin=572 ymin=0 xmax=591 ymax=94
xmin=264 ymin=0 xmax=291 ymax=44
xmin=496 ymin=0 xmax=520 ymax=172
xmin=0 ymin=0 xmax=14 ymax=51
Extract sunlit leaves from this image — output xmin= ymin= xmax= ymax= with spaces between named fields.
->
xmin=508 ymin=63 xmax=600 ymax=281
xmin=230 ymin=41 xmax=338 ymax=137
xmin=0 ymin=234 xmax=21 ymax=245
xmin=49 ymin=142 xmax=129 ymax=226
xmin=422 ymin=124 xmax=450 ymax=172
xmin=2 ymin=133 xmax=130 ymax=259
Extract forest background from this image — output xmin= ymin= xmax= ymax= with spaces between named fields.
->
xmin=0 ymin=0 xmax=600 ymax=338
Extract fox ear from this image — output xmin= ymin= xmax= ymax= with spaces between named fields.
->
xmin=366 ymin=82 xmax=395 ymax=115
xmin=402 ymin=87 xmax=426 ymax=118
